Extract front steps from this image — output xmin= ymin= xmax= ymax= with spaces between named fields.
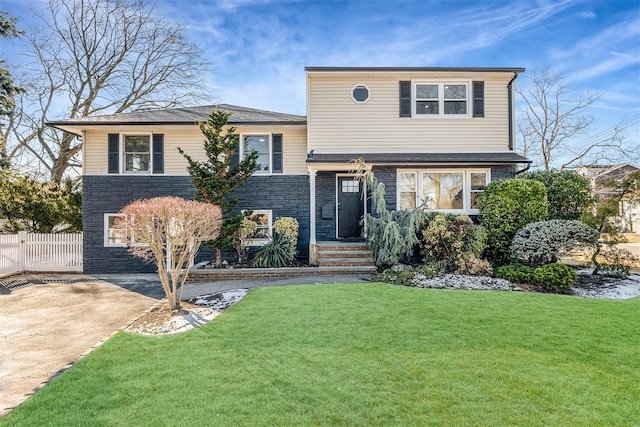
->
xmin=315 ymin=241 xmax=377 ymax=273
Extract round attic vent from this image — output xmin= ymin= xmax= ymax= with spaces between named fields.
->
xmin=351 ymin=85 xmax=370 ymax=103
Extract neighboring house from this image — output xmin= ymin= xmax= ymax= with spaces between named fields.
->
xmin=48 ymin=66 xmax=530 ymax=273
xmin=576 ymin=163 xmax=640 ymax=233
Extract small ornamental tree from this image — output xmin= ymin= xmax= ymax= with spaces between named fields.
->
xmin=118 ymin=197 xmax=222 ymax=310
xmin=355 ymin=159 xmax=423 ymax=266
xmin=479 ymin=178 xmax=548 ymax=266
xmin=581 ymin=171 xmax=640 ymax=275
xmin=520 ymin=170 xmax=594 ymax=220
xmin=178 ymin=110 xmax=257 ymax=267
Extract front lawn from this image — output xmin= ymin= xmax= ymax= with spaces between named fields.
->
xmin=2 ymin=283 xmax=638 ymax=426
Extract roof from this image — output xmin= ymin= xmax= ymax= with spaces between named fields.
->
xmin=305 ymin=66 xmax=525 ymax=73
xmin=306 ymin=152 xmax=531 ymax=164
xmin=47 ymin=104 xmax=307 ymax=131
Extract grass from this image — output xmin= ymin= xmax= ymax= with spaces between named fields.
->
xmin=2 ymin=283 xmax=639 ymax=426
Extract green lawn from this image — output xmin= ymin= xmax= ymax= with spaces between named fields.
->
xmin=2 ymin=283 xmax=639 ymax=426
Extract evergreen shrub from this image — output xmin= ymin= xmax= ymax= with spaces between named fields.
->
xmin=479 ymin=178 xmax=548 ymax=266
xmin=520 ymin=171 xmax=594 ymax=220
xmin=493 ymin=264 xmax=535 ymax=284
xmin=532 ymin=263 xmax=576 ymax=292
xmin=511 ymin=220 xmax=598 ymax=267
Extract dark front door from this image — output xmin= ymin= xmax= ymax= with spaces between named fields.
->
xmin=337 ymin=177 xmax=364 ymax=238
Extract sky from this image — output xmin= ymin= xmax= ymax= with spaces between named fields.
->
xmin=1 ymin=0 xmax=639 ymax=168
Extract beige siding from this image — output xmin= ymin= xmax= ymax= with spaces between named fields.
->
xmin=307 ymin=74 xmax=513 ymax=153
xmin=84 ymin=124 xmax=308 ymax=176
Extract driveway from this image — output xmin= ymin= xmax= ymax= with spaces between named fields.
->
xmin=0 ymin=274 xmax=157 ymax=416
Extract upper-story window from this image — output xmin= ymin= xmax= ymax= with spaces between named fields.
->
xmin=242 ymin=134 xmax=271 ymax=173
xmin=239 ymin=134 xmax=283 ymax=174
xmin=413 ymin=81 xmax=470 ymax=118
xmin=108 ymin=133 xmax=163 ymax=174
xmin=123 ymin=134 xmax=151 ymax=173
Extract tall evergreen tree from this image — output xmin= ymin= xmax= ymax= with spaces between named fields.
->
xmin=178 ymin=109 xmax=257 ymax=267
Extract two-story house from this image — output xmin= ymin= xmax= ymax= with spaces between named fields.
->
xmin=49 ymin=67 xmax=530 ymax=273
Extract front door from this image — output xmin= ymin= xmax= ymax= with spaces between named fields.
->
xmin=337 ymin=176 xmax=364 ymax=238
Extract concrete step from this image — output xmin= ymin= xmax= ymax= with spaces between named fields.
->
xmin=316 ymin=249 xmax=373 ymax=258
xmin=317 ymin=258 xmax=376 ymax=267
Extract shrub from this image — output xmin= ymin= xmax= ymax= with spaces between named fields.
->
xmin=456 ymin=254 xmax=493 ymax=276
xmin=233 ymin=218 xmax=257 ymax=265
xmin=273 ymin=216 xmax=299 ymax=259
xmin=479 ymin=178 xmax=548 ymax=266
xmin=420 ymin=213 xmax=488 ymax=274
xmin=511 ymin=220 xmax=598 ymax=267
xmin=520 ymin=171 xmax=594 ymax=220
xmin=252 ymin=232 xmax=295 ymax=268
xmin=494 ymin=264 xmax=535 ymax=284
xmin=532 ymin=263 xmax=576 ymax=292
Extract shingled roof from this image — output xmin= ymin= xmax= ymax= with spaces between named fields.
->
xmin=47 ymin=104 xmax=307 ymax=132
xmin=306 ymin=152 xmax=531 ymax=164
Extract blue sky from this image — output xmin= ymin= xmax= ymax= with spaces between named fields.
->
xmin=2 ymin=0 xmax=639 ymax=165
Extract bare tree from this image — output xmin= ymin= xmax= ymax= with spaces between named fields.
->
xmin=118 ymin=197 xmax=222 ymax=311
xmin=517 ymin=69 xmax=630 ymax=171
xmin=5 ymin=0 xmax=210 ymax=181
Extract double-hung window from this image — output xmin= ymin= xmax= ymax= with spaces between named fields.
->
xmin=242 ymin=135 xmax=271 ymax=173
xmin=104 ymin=214 xmax=128 ymax=247
xmin=397 ymin=169 xmax=489 ymax=214
xmin=123 ymin=134 xmax=151 ymax=173
xmin=108 ymin=133 xmax=163 ymax=174
xmin=413 ymin=81 xmax=470 ymax=118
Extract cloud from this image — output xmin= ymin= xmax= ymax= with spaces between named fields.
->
xmin=579 ymin=10 xmax=596 ymax=19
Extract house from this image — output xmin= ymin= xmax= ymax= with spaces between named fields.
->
xmin=48 ymin=67 xmax=530 ymax=273
xmin=576 ymin=163 xmax=640 ymax=233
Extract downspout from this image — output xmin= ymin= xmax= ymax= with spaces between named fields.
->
xmin=515 ymin=162 xmax=532 ymax=175
xmin=507 ymin=72 xmax=519 ymax=151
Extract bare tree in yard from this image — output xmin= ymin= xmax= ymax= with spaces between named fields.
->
xmin=517 ymin=69 xmax=630 ymax=171
xmin=118 ymin=197 xmax=222 ymax=311
xmin=4 ymin=0 xmax=209 ymax=181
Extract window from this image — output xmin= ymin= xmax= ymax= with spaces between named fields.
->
xmin=242 ymin=135 xmax=270 ymax=173
xmin=351 ymin=84 xmax=370 ymax=103
xmin=397 ymin=169 xmax=489 ymax=213
xmin=104 ymin=214 xmax=127 ymax=247
xmin=422 ymin=172 xmax=464 ymax=209
xmin=399 ymin=172 xmax=417 ymax=209
xmin=244 ymin=210 xmax=272 ymax=246
xmin=413 ymin=81 xmax=469 ymax=118
xmin=123 ymin=134 xmax=151 ymax=173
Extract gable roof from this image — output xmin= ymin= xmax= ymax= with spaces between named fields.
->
xmin=47 ymin=104 xmax=307 ymax=134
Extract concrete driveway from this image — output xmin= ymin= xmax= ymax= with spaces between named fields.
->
xmin=0 ymin=274 xmax=157 ymax=416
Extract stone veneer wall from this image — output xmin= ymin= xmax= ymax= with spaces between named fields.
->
xmin=313 ymin=165 xmax=517 ymax=239
xmin=83 ymin=175 xmax=309 ymax=274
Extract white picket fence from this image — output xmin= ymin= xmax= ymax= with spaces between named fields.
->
xmin=0 ymin=232 xmax=83 ymax=275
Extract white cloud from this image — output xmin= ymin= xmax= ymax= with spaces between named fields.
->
xmin=579 ymin=10 xmax=597 ymax=19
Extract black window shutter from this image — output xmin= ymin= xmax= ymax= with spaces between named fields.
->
xmin=108 ymin=134 xmax=119 ymax=174
xmin=229 ymin=135 xmax=240 ymax=168
xmin=272 ymin=134 xmax=283 ymax=173
xmin=152 ymin=134 xmax=164 ymax=174
xmin=399 ymin=81 xmax=412 ymax=117
xmin=473 ymin=81 xmax=485 ymax=117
